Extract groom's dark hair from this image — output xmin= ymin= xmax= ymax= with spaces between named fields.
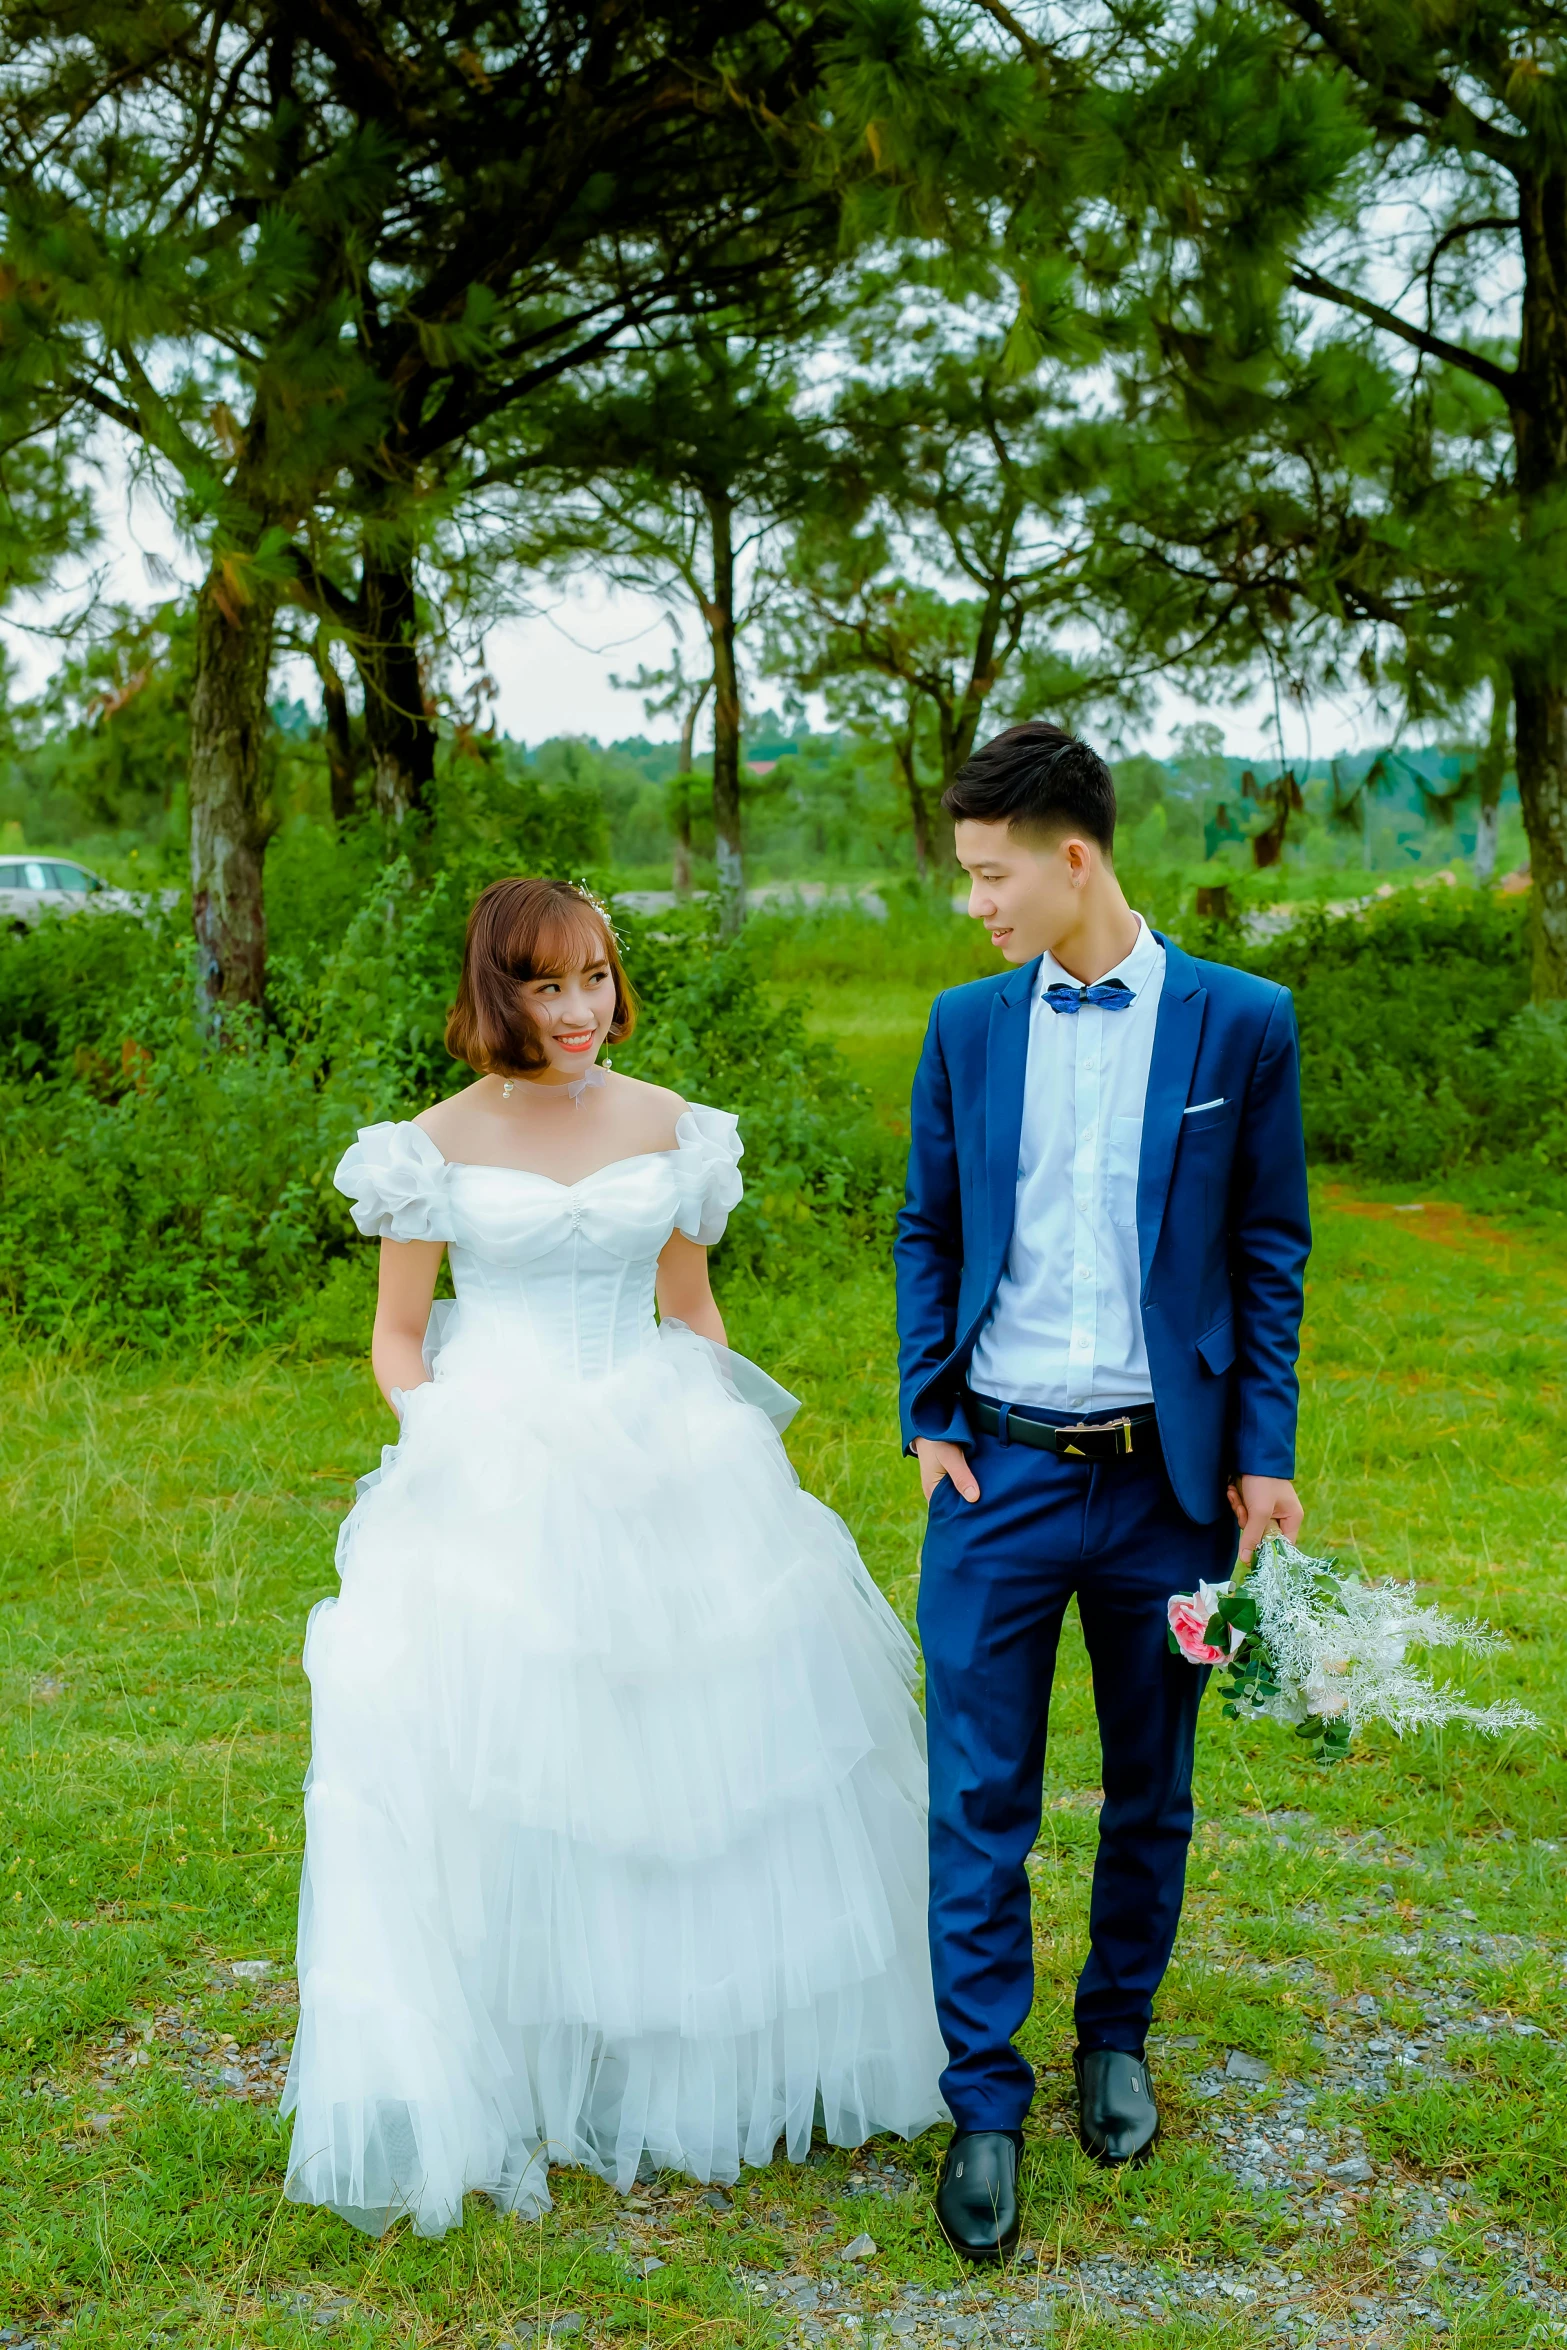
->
xmin=942 ymin=722 xmax=1117 ymax=853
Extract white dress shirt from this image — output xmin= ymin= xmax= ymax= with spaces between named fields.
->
xmin=968 ymin=916 xmax=1165 ymax=1412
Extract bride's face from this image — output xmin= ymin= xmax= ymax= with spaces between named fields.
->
xmin=516 ymin=956 xmax=616 ymax=1081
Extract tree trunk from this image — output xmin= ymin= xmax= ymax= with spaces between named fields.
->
xmin=188 ymin=569 xmax=276 ymax=1023
xmin=945 ymin=496 xmax=1020 ymax=783
xmin=893 ymin=726 xmax=932 ymax=879
xmin=670 ymin=675 xmax=711 ymax=898
xmin=949 ymin=582 xmax=1008 ymax=782
xmin=1508 ymin=671 xmax=1567 ymax=988
xmin=356 ymin=553 xmax=436 ymax=841
xmin=702 ymin=493 xmax=744 ymax=938
xmin=670 ymin=774 xmax=693 ymax=897
xmin=1510 ymin=208 xmax=1567 ymax=995
xmin=1472 ymin=799 xmax=1500 ymax=886
xmin=314 ymin=627 xmax=359 ymax=826
xmin=1471 ymin=667 xmax=1511 ymax=886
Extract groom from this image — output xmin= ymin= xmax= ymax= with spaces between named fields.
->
xmin=896 ymin=722 xmax=1310 ymax=2261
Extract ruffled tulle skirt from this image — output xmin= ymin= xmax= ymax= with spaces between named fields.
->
xmin=281 ymin=1319 xmax=948 ymax=2237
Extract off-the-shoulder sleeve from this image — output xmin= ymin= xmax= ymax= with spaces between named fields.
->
xmin=673 ymin=1104 xmax=744 ymax=1247
xmin=333 ymin=1121 xmax=452 ymax=1243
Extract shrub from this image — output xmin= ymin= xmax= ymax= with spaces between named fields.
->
xmin=1 ymin=868 xmax=1557 ymax=1355
xmin=0 ymin=874 xmax=897 ymax=1349
xmin=1235 ymin=889 xmax=1563 ymax=1200
xmin=0 ymin=906 xmax=171 ymax=1085
xmin=615 ymin=906 xmax=900 ymax=1273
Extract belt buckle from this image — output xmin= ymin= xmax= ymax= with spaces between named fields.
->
xmin=1058 ymin=1414 xmax=1133 ymax=1459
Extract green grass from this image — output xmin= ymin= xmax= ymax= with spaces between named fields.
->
xmin=2 ymin=982 xmax=1565 ymax=2347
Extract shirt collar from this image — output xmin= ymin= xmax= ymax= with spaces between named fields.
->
xmin=1035 ymin=914 xmax=1162 ymax=1004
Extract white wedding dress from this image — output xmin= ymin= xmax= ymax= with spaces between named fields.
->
xmin=282 ymin=1106 xmax=947 ymax=2238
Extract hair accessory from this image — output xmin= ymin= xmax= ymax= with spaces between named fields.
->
xmin=571 ymin=878 xmax=623 ymax=949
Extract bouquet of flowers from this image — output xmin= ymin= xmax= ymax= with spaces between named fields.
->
xmin=1167 ymin=1533 xmax=1539 ymax=1761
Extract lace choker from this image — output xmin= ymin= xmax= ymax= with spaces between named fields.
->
xmin=501 ymin=1063 xmax=607 ymax=1108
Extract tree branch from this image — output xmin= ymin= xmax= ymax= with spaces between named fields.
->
xmin=970 ymin=0 xmax=1048 ymax=67
xmin=61 ymin=376 xmax=144 ymax=440
xmin=1289 ymin=263 xmax=1522 ymax=407
xmin=1422 ymin=214 xmax=1517 ymax=347
xmin=284 ymin=0 xmax=420 ymax=127
xmin=1276 ymin=0 xmax=1527 ymax=174
xmin=112 ymin=345 xmax=218 ymax=479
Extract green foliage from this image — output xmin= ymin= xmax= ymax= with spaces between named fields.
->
xmin=616 ymin=906 xmax=901 ymax=1270
xmin=0 ymin=869 xmax=461 ymax=1348
xmin=0 ymin=603 xmax=195 ymax=857
xmin=1238 ymin=889 xmax=1567 ymax=1201
xmin=0 ymin=874 xmax=899 ymax=1349
xmin=2 ymin=867 xmax=1562 ymax=1355
xmin=0 ymin=905 xmax=168 ymax=1084
xmin=755 ymin=879 xmax=1567 ymax=1213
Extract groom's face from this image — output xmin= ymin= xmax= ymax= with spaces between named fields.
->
xmin=954 ymin=818 xmax=1093 ymax=962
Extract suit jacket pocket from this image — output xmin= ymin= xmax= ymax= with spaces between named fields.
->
xmin=1196 ymin=1315 xmax=1236 ymax=1376
xmin=1181 ymin=1100 xmax=1237 ymax=1138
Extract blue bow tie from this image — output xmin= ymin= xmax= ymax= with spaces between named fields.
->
xmin=1042 ymin=978 xmax=1135 ymax=1014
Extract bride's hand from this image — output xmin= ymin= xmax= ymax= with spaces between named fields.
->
xmin=915 ymin=1439 xmax=980 ymax=1504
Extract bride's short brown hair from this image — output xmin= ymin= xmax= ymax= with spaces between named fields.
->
xmin=446 ymin=877 xmax=638 ymax=1077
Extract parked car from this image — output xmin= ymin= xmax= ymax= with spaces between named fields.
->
xmin=0 ymin=857 xmax=176 ymax=931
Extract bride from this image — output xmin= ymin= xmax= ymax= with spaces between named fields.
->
xmin=282 ymin=876 xmax=947 ymax=2237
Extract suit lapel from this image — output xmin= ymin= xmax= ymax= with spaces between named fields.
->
xmin=1137 ymin=935 xmax=1207 ymax=1292
xmin=984 ymin=959 xmax=1038 ymax=1285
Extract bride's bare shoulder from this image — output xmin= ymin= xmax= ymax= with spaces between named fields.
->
xmin=414 ymin=1083 xmax=486 ymax=1152
xmin=607 ymin=1072 xmax=687 ymax=1143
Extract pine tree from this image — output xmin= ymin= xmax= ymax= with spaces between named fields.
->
xmin=484 ymin=319 xmax=831 ymax=934
xmin=1063 ymin=0 xmax=1567 ymax=994
xmin=765 ymin=320 xmax=1126 ymax=841
xmin=0 ymin=0 xmax=986 ymax=1005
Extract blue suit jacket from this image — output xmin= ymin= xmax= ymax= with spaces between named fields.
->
xmin=894 ymin=935 xmax=1311 ymax=1525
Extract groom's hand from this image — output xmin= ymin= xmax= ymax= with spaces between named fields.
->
xmin=915 ymin=1439 xmax=980 ymax=1503
xmin=1228 ymin=1474 xmax=1303 ymax=1563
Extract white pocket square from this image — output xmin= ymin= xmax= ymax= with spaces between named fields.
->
xmin=1184 ymin=1097 xmax=1226 ymax=1115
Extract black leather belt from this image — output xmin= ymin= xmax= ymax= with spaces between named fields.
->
xmin=967 ymin=1391 xmax=1159 ymax=1462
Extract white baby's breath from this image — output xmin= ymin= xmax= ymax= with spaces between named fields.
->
xmin=1239 ymin=1536 xmax=1539 ymax=1742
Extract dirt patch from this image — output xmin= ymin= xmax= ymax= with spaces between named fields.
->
xmin=1316 ymin=1192 xmax=1567 ymax=1299
xmin=1318 ymin=1191 xmax=1516 ymax=1255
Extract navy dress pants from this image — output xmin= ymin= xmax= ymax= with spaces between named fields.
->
xmin=917 ymin=1423 xmax=1237 ymax=2133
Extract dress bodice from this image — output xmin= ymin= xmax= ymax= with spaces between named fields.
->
xmin=334 ymin=1106 xmax=743 ymax=1381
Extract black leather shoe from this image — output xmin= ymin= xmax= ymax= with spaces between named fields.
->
xmin=1075 ymin=2048 xmax=1159 ymax=2166
xmin=934 ymin=2129 xmax=1023 ymax=2262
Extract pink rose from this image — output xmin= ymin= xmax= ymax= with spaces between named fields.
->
xmin=1167 ymin=1579 xmax=1239 ymax=1666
